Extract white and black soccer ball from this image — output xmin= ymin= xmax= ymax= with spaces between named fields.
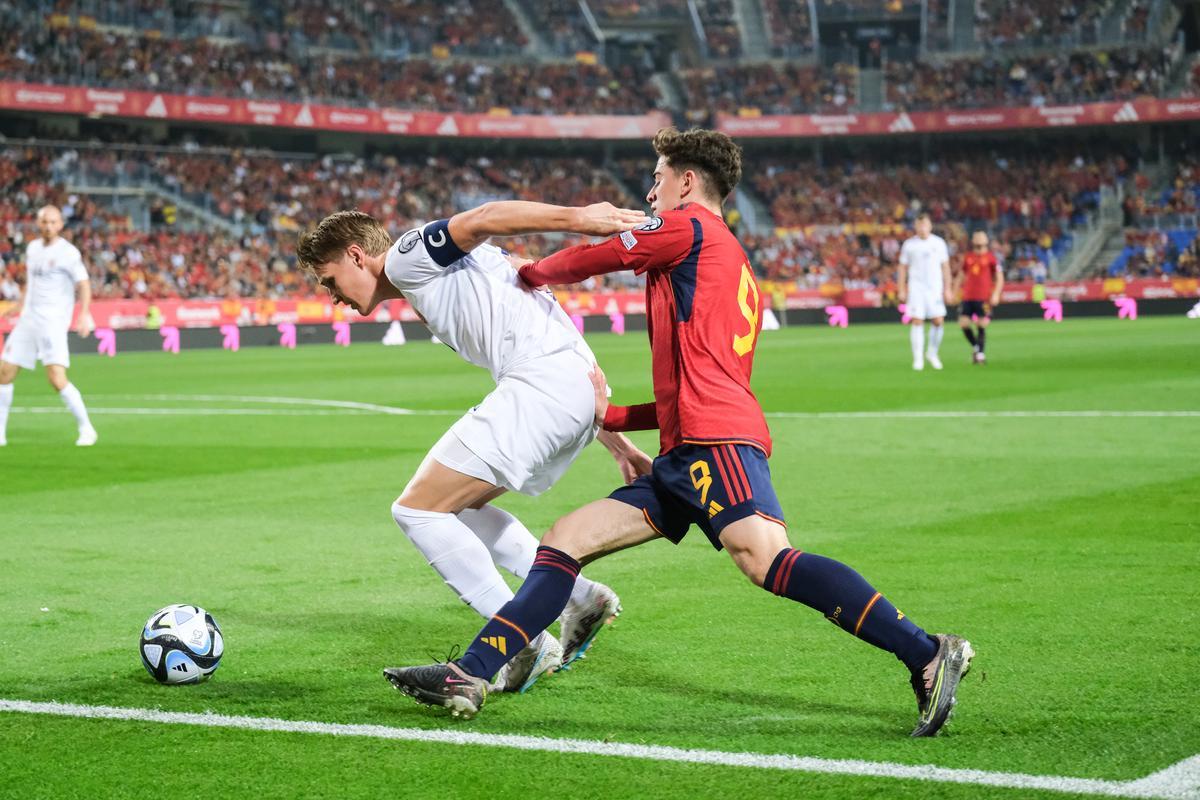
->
xmin=139 ymin=604 xmax=223 ymax=685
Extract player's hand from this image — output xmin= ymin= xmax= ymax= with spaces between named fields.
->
xmin=898 ymin=287 xmax=907 ymax=304
xmin=990 ymin=293 xmax=1001 ymax=308
xmin=613 ymin=446 xmax=653 ymax=484
xmin=944 ymin=289 xmax=954 ymax=306
xmin=575 ymin=202 xmax=647 ymax=237
xmin=75 ymin=312 xmax=95 ymax=338
xmin=588 ymin=363 xmax=609 ymax=427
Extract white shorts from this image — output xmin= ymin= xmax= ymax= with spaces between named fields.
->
xmin=906 ymin=288 xmax=946 ymax=321
xmin=1 ymin=318 xmax=70 ymax=369
xmin=431 ymin=347 xmax=598 ymax=496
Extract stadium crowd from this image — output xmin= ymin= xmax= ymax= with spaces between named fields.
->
xmin=5 ymin=136 xmax=1164 ymax=306
xmin=0 ymin=12 xmax=660 ymax=115
xmin=0 ymin=143 xmax=651 ymax=301
xmin=739 ymin=149 xmax=1136 ymax=287
xmin=681 ymin=62 xmax=858 ymax=116
xmin=974 ymin=0 xmax=1108 ymax=48
xmin=5 ymin=4 xmax=1190 ymax=117
xmin=885 ymin=47 xmax=1174 ymax=111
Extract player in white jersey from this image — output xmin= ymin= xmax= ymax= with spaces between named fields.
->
xmin=296 ymin=201 xmax=653 ymax=693
xmin=898 ymin=213 xmax=953 ymax=371
xmin=0 ymin=206 xmax=98 ymax=446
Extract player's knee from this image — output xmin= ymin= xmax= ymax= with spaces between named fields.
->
xmin=391 ymin=499 xmax=436 ymax=535
xmin=542 ymin=517 xmax=589 ymax=562
xmin=723 ymin=541 xmax=772 ymax=587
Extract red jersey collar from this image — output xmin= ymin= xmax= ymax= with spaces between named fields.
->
xmin=673 ymin=202 xmax=726 ymax=225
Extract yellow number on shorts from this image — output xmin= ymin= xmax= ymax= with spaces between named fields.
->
xmin=733 ymin=263 xmax=760 ymax=357
xmin=689 ymin=460 xmax=712 ymax=506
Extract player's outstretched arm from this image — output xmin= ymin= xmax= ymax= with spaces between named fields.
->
xmin=74 ymin=279 xmax=94 ymax=338
xmin=447 ymin=201 xmax=646 ymax=252
xmin=588 ymin=362 xmax=658 ymax=434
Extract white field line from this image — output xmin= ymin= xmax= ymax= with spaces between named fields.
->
xmin=1123 ymin=756 xmax=1200 ymax=800
xmin=0 ymin=699 xmax=1194 ymax=799
xmin=11 ymin=407 xmax=378 ymax=416
xmin=11 ymin=393 xmax=1200 ymax=420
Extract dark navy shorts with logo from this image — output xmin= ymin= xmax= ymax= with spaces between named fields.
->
xmin=609 ymin=442 xmax=786 ymax=550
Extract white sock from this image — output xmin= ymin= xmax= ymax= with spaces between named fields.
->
xmin=392 ymin=502 xmax=513 ymax=618
xmin=909 ymin=324 xmax=924 ymax=361
xmin=59 ymin=383 xmax=93 ymax=431
xmin=0 ymin=383 xmax=12 ymax=440
xmin=928 ymin=324 xmax=944 ymax=355
xmin=458 ymin=504 xmax=599 ymax=607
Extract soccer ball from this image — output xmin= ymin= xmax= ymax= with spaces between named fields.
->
xmin=139 ymin=604 xmax=223 ymax=685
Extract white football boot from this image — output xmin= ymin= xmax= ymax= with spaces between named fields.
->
xmin=560 ymin=582 xmax=621 ymax=667
xmin=491 ymin=631 xmax=563 ymax=694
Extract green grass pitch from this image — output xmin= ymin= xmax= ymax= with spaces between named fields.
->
xmin=1 ymin=317 xmax=1197 ymax=799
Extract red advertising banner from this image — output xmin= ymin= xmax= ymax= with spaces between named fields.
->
xmin=717 ymin=97 xmax=1200 ymax=139
xmin=0 ymin=81 xmax=672 ymax=140
xmin=4 ymin=279 xmax=1195 ymax=335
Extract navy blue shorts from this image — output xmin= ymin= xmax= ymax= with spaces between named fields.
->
xmin=609 ymin=442 xmax=786 ymax=550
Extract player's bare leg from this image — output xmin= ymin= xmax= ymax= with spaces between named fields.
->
xmin=720 ymin=515 xmax=973 ymax=736
xmin=386 ymin=499 xmax=657 ymax=716
xmin=45 ymin=364 xmax=96 ymax=446
xmin=926 ymin=316 xmax=945 ymax=370
xmin=0 ymin=360 xmax=18 ymax=446
xmin=909 ymin=318 xmax=926 ymax=370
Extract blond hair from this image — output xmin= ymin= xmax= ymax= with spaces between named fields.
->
xmin=296 ymin=211 xmax=391 ymax=278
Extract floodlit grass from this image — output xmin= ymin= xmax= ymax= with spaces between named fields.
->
xmin=2 ymin=318 xmax=1197 ymax=798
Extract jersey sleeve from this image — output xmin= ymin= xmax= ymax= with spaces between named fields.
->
xmin=898 ymin=240 xmax=911 ymax=266
xmin=518 ymin=211 xmax=698 ymax=287
xmin=384 ymin=219 xmax=469 ymax=291
xmin=68 ymin=246 xmax=88 ymax=283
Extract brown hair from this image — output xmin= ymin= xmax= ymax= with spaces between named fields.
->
xmin=916 ymin=212 xmax=932 ymax=223
xmin=652 ymin=127 xmax=743 ymax=203
xmin=296 ymin=210 xmax=391 ymax=278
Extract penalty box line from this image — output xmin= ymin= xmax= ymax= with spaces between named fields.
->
xmin=1 ymin=699 xmax=1196 ymax=799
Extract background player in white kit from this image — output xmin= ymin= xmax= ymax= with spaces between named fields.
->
xmin=898 ymin=213 xmax=953 ymax=371
xmin=296 ymin=201 xmax=653 ymax=693
xmin=0 ymin=205 xmax=97 ymax=446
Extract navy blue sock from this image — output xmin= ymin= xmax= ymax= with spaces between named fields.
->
xmin=458 ymin=546 xmax=580 ymax=680
xmin=764 ymin=548 xmax=938 ymax=673
xmin=961 ymin=326 xmax=978 ymax=348
xmin=976 ymin=327 xmax=987 ymax=353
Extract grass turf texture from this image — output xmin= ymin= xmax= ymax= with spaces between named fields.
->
xmin=1 ymin=317 xmax=1197 ymax=799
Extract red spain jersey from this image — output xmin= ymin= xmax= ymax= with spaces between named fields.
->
xmin=960 ymin=251 xmax=1000 ymax=301
xmin=519 ymin=203 xmax=772 ymax=457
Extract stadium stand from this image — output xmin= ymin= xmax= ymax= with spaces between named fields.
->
xmin=681 ymin=62 xmax=858 ymax=115
xmin=885 ymin=47 xmax=1176 ymax=111
xmin=761 ymin=0 xmax=815 ymax=56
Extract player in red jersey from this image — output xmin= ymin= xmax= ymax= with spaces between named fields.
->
xmin=385 ymin=129 xmax=974 ymax=735
xmin=955 ymin=230 xmax=1004 ymax=364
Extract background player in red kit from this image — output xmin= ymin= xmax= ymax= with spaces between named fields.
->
xmin=385 ymin=128 xmax=974 ymax=736
xmin=955 ymin=230 xmax=1005 ymax=364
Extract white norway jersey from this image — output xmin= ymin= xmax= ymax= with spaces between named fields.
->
xmin=384 ymin=219 xmax=594 ymax=380
xmin=24 ymin=237 xmax=88 ymax=325
xmin=899 ymin=234 xmax=949 ymax=292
